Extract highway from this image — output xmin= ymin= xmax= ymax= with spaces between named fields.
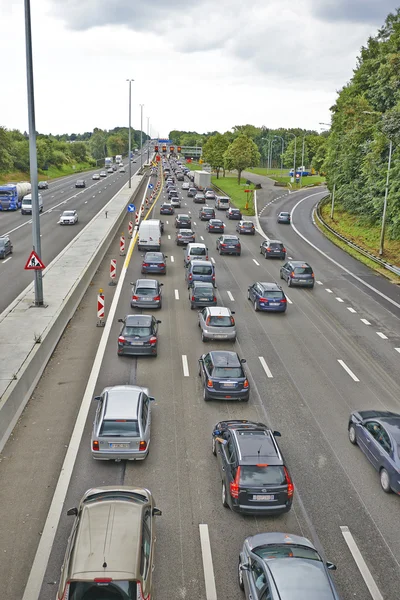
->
xmin=1 ymin=164 xmax=400 ymax=600
xmin=0 ymin=153 xmax=149 ymax=312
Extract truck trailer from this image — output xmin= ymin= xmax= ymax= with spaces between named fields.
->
xmin=115 ymin=154 xmax=122 ymax=164
xmin=194 ymin=170 xmax=211 ymax=191
xmin=105 ymin=157 xmax=113 ymax=168
xmin=0 ymin=182 xmax=31 ymax=211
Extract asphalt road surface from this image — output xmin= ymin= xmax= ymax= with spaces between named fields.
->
xmin=1 ymin=164 xmax=399 ymax=600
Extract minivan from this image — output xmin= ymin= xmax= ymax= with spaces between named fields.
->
xmin=183 ymin=242 xmax=209 ymax=266
xmin=186 ymin=260 xmax=216 ymax=288
xmin=57 ymin=486 xmax=162 ymax=600
xmin=138 ymin=220 xmax=162 ymax=251
xmin=21 ymin=193 xmax=43 ymax=215
xmin=215 ymin=195 xmax=230 ymax=210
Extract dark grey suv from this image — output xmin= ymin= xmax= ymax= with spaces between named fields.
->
xmin=280 ymin=261 xmax=314 ymax=288
xmin=260 ymin=239 xmax=286 ymax=259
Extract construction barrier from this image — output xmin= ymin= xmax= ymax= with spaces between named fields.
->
xmin=97 ymin=289 xmax=105 ymax=327
xmin=120 ymin=234 xmax=126 ymax=256
xmin=109 ymin=259 xmax=117 ymax=286
xmin=128 ymin=221 xmax=133 ymax=237
xmin=135 ymin=212 xmax=139 ymax=225
xmin=141 ymin=205 xmax=144 ymax=216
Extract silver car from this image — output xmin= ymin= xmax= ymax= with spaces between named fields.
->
xmin=171 ymin=197 xmax=181 ymax=208
xmin=198 ymin=306 xmax=236 ymax=342
xmin=91 ymin=385 xmax=155 ymax=460
xmin=131 ymin=278 xmax=163 ymax=309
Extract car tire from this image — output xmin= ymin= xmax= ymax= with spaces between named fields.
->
xmin=287 ymin=277 xmax=292 ymax=287
xmin=380 ymin=468 xmax=391 ymax=493
xmin=212 ymin=436 xmax=216 ymax=456
xmin=280 ymin=271 xmax=284 ymax=279
xmin=348 ymin=424 xmax=357 ymax=445
xmin=254 ymin=301 xmax=258 ymax=312
xmin=222 ymin=482 xmax=229 ymax=508
xmin=238 ymin=559 xmax=244 ymax=590
xmin=203 ymin=388 xmax=210 ymax=401
xmin=201 ymin=331 xmax=208 ymax=342
xmin=247 ymin=290 xmax=250 ymax=300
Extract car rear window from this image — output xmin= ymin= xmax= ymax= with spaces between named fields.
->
xmin=196 ymin=286 xmax=214 ymax=297
xmin=100 ymin=420 xmax=140 ymax=437
xmin=124 ymin=326 xmax=151 ymax=337
xmin=213 ymin=366 xmax=243 ymax=378
xmin=224 ymin=237 xmax=239 ymax=243
xmin=204 ymin=209 xmax=214 ymax=213
xmin=294 ymin=266 xmax=313 ymax=274
xmin=263 ymin=290 xmax=284 ymax=299
xmin=209 ymin=316 xmax=232 ymax=327
xmin=135 ymin=287 xmax=156 ymax=296
xmin=69 ymin=581 xmax=137 ymax=599
xmin=254 ymin=545 xmax=321 ymax=562
xmin=269 ymin=242 xmax=283 ymax=249
xmin=190 ymin=247 xmax=206 ymax=256
xmin=240 ymin=465 xmax=286 ymax=486
xmin=193 ymin=265 xmax=212 ymax=275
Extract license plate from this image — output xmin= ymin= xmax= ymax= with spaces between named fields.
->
xmin=215 ymin=334 xmax=228 ymax=338
xmin=130 ymin=341 xmax=143 ymax=346
xmin=110 ymin=443 xmax=129 ymax=449
xmin=140 ymin=298 xmax=152 ymax=301
xmin=222 ymin=382 xmax=236 ymax=387
xmin=151 ymin=264 xmax=158 ymax=267
xmin=227 ymin=246 xmax=234 ymax=248
xmin=253 ymin=494 xmax=274 ymax=501
xmin=270 ymin=302 xmax=280 ymax=306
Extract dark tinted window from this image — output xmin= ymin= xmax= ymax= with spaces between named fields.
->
xmin=209 ymin=316 xmax=232 ymax=327
xmin=269 ymin=243 xmax=283 ymax=249
xmin=223 ymin=237 xmax=239 ymax=243
xmin=0 ymin=239 xmax=7 ymax=247
xmin=124 ymin=326 xmax=151 ymax=337
xmin=69 ymin=581 xmax=137 ymax=599
xmin=195 ymin=285 xmax=214 ymax=296
xmin=99 ymin=420 xmax=139 ymax=437
xmin=213 ymin=366 xmax=243 ymax=378
xmin=190 ymin=248 xmax=207 ymax=256
xmin=261 ymin=290 xmax=284 ymax=299
xmin=135 ymin=287 xmax=157 ymax=296
xmin=240 ymin=465 xmax=285 ymax=486
xmin=294 ymin=266 xmax=313 ymax=274
xmin=193 ymin=265 xmax=212 ymax=275
xmin=254 ymin=544 xmax=321 ymax=562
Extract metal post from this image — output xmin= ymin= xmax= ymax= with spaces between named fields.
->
xmin=24 ymin=0 xmax=43 ymax=306
xmin=293 ymin=137 xmax=297 ymax=182
xmin=140 ymin=104 xmax=144 ymax=170
xmin=127 ymin=79 xmax=133 ymax=188
xmin=300 ymin=135 xmax=305 ymax=187
xmin=147 ymin=117 xmax=150 ymax=164
xmin=379 ymin=139 xmax=393 ymax=256
xmin=281 ymin=138 xmax=284 ymax=174
xmin=330 ymin=182 xmax=336 ymax=219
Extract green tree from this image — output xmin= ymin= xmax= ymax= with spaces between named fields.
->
xmin=107 ymin=135 xmax=126 ymax=156
xmin=70 ymin=141 xmax=89 ymax=163
xmin=202 ymin=134 xmax=230 ymax=178
xmin=223 ymin=135 xmax=261 ymax=183
xmin=90 ymin=131 xmax=107 ymax=160
xmin=0 ymin=127 xmax=14 ymax=173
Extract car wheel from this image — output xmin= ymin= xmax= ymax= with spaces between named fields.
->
xmin=254 ymin=301 xmax=258 ymax=312
xmin=203 ymin=388 xmax=210 ymax=401
xmin=222 ymin=482 xmax=229 ymax=507
xmin=238 ymin=559 xmax=244 ymax=590
xmin=212 ymin=436 xmax=216 ymax=456
xmin=218 ymin=248 xmax=222 ymax=254
xmin=201 ymin=331 xmax=208 ymax=342
xmin=348 ymin=424 xmax=357 ymax=445
xmin=380 ymin=468 xmax=391 ymax=493
xmin=280 ymin=271 xmax=284 ymax=279
xmin=237 ymin=252 xmax=241 ymax=256
xmin=247 ymin=290 xmax=250 ymax=300
xmin=287 ymin=277 xmax=292 ymax=287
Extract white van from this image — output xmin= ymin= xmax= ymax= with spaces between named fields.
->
xmin=21 ymin=193 xmax=43 ymax=215
xmin=138 ymin=219 xmax=161 ymax=251
xmin=183 ymin=243 xmax=209 ymax=266
xmin=215 ymin=195 xmax=230 ymax=210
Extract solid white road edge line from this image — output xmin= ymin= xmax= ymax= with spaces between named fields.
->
xmin=182 ymin=355 xmax=189 ymax=377
xmin=340 ymin=526 xmax=384 ymax=600
xmin=337 ymin=359 xmax=360 ymax=382
xmin=175 ymin=289 xmax=179 ymax=300
xmin=376 ymin=332 xmax=388 ymax=339
xmin=291 ymin=192 xmax=400 ymax=311
xmin=199 ymin=524 xmax=218 ymax=600
xmin=21 ymin=177 xmax=148 ymax=600
xmin=227 ymin=291 xmax=235 ymax=301
xmin=259 ymin=356 xmax=273 ymax=378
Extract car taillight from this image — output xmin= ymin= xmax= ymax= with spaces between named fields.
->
xmin=280 ymin=298 xmax=287 ymax=303
xmin=213 ymin=296 xmax=217 ymax=302
xmin=230 ymin=466 xmax=241 ymax=498
xmin=205 ymin=316 xmax=211 ymax=325
xmin=132 ymin=295 xmax=139 ymax=300
xmin=206 ymin=255 xmax=209 ymax=260
xmin=243 ymin=379 xmax=249 ymax=388
xmin=189 ymin=274 xmax=192 ymax=280
xmin=92 ymin=440 xmax=99 ymax=451
xmin=282 ymin=247 xmax=286 ymax=252
xmin=142 ymin=262 xmax=149 ymax=267
xmin=207 ymin=379 xmax=213 ymax=387
xmin=267 ymin=248 xmax=272 ymax=252
xmin=139 ymin=440 xmax=147 ymax=451
xmin=290 ymin=271 xmax=295 ymax=277
xmin=212 ymin=275 xmax=215 ymax=280
xmin=284 ymin=466 xmax=294 ymax=497
xmin=149 ymin=336 xmax=157 ymax=345
xmin=159 ymin=263 xmax=165 ymax=268
xmin=209 ymin=225 xmax=214 ymax=229
xmin=230 ymin=317 xmax=235 ymax=325
xmin=259 ymin=297 xmax=268 ymax=303
xmin=154 ymin=295 xmax=161 ymax=301
xmin=118 ymin=336 xmax=125 ymax=344
xmin=311 ymin=272 xmax=315 ymax=278
xmin=220 ymin=243 xmax=226 ymax=247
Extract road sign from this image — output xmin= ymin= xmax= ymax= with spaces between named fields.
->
xmin=127 ymin=204 xmax=136 ymax=212
xmin=158 ymin=139 xmax=172 ymax=144
xmin=24 ymin=250 xmax=45 ymax=271
xmin=151 ymin=161 xmax=157 ymax=167
xmin=148 ymin=183 xmax=154 ymax=189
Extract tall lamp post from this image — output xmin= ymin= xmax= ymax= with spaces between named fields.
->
xmin=126 ymin=79 xmax=134 ymax=188
xmin=147 ymin=117 xmax=150 ymax=164
xmin=139 ymin=104 xmax=144 ymax=170
xmin=24 ymin=0 xmax=44 ymax=306
xmin=274 ymin=135 xmax=285 ymax=175
xmin=287 ymin=133 xmax=297 ymax=185
xmin=299 ymin=134 xmax=306 ymax=188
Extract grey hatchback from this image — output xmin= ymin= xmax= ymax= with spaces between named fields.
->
xmin=280 ymin=261 xmax=314 ymax=288
xmin=277 ymin=211 xmax=291 ymax=224
xmin=198 ymin=351 xmax=249 ymax=401
xmin=260 ymin=239 xmax=286 ymax=259
xmin=198 ymin=306 xmax=236 ymax=342
xmin=131 ymin=278 xmax=163 ymax=309
xmin=91 ymin=385 xmax=155 ymax=461
xmin=117 ymin=314 xmax=161 ymax=356
xmin=185 ymin=260 xmax=216 ymax=288
xmin=238 ymin=533 xmax=339 ymax=599
xmin=189 ymin=281 xmax=217 ymax=309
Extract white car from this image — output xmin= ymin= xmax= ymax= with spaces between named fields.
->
xmin=92 ymin=173 xmax=100 ymax=180
xmin=182 ymin=182 xmax=190 ymax=190
xmin=107 ymin=167 xmax=113 ymax=173
xmin=59 ymin=210 xmax=78 ymax=225
xmin=119 ymin=162 xmax=124 ymax=167
xmin=119 ymin=167 xmax=126 ymax=173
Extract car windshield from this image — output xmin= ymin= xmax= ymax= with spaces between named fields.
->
xmin=99 ymin=420 xmax=140 ymax=437
xmin=294 ymin=266 xmax=312 ymax=274
xmin=124 ymin=326 xmax=151 ymax=337
xmin=191 ymin=248 xmax=206 ymax=256
xmin=0 ymin=239 xmax=6 ymax=247
xmin=193 ymin=265 xmax=212 ymax=275
xmin=209 ymin=316 xmax=232 ymax=327
xmin=242 ymin=222 xmax=253 ymax=226
xmin=0 ymin=191 xmax=12 ymax=197
xmin=240 ymin=465 xmax=286 ymax=486
xmin=69 ymin=581 xmax=137 ymax=599
xmin=262 ymin=290 xmax=284 ymax=299
xmin=63 ymin=211 xmax=75 ymax=217
xmin=136 ymin=287 xmax=156 ymax=296
xmin=254 ymin=544 xmax=321 ymax=562
xmin=213 ymin=366 xmax=243 ymax=378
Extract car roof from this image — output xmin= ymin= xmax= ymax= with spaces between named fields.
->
xmin=177 ymin=214 xmax=190 ymax=218
xmin=280 ymin=211 xmax=290 ymax=215
xmin=144 ymin=251 xmax=163 ymax=257
xmin=289 ymin=261 xmax=312 ymax=267
xmin=248 ymin=532 xmax=315 ymax=552
xmin=230 ymin=207 xmax=240 ymax=211
xmin=210 ymin=219 xmax=223 ymax=223
xmin=264 ymin=239 xmax=283 ymax=244
xmin=233 ymin=428 xmax=281 ymax=464
xmin=221 ymin=234 xmax=238 ymax=238
xmin=258 ymin=282 xmax=282 ymax=291
xmin=193 ymin=280 xmax=213 ymax=287
xmin=191 ymin=260 xmax=212 ymax=266
xmin=135 ymin=279 xmax=158 ymax=288
xmin=202 ymin=207 xmax=214 ymax=211
xmin=266 ymin=559 xmax=335 ymax=600
xmin=104 ymin=386 xmax=142 ymax=420
xmin=125 ymin=315 xmax=152 ymax=326
xmin=207 ymin=306 xmax=231 ymax=316
xmin=178 ymin=229 xmax=193 ymax=233
xmin=209 ymin=351 xmax=241 ymax=366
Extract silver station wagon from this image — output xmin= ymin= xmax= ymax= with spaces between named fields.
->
xmin=91 ymin=385 xmax=155 ymax=461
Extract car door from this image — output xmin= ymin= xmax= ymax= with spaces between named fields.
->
xmin=140 ymin=509 xmax=153 ymax=597
xmin=369 ymin=425 xmax=393 ymax=470
xmin=217 ymin=236 xmax=222 ymax=249
xmin=199 ymin=308 xmax=207 ymax=329
xmin=357 ymin=421 xmax=381 ymax=468
xmin=220 ymin=434 xmax=236 ymax=501
xmin=200 ymin=353 xmax=212 ymax=384
xmin=93 ymin=394 xmax=104 ymax=436
xmin=151 ymin=318 xmax=158 ymax=339
xmin=246 ymin=558 xmax=269 ymax=600
xmin=281 ymin=262 xmax=289 ymax=278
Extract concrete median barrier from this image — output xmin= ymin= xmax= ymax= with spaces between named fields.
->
xmin=0 ymin=175 xmax=144 ymax=451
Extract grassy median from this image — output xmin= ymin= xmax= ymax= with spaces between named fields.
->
xmin=0 ymin=162 xmax=96 ymax=185
xmin=247 ymin=167 xmax=326 ymax=186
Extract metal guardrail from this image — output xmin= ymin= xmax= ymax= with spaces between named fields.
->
xmin=315 ymin=196 xmax=400 ymax=277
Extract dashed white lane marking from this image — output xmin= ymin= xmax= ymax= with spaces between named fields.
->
xmin=166 ymin=220 xmax=169 ymax=225
xmin=168 ymin=234 xmax=171 ymax=240
xmin=395 ymin=348 xmax=400 ymax=354
xmin=288 ymin=256 xmax=293 ymax=260
xmin=174 ymin=289 xmax=179 ymax=300
xmin=199 ymin=524 xmax=218 ymax=600
xmin=336 ymin=297 xmax=344 ymax=303
xmin=338 ymin=359 xmax=360 ymax=382
xmin=340 ymin=526 xmax=384 ymax=600
xmin=347 ymin=307 xmax=357 ymax=313
xmin=361 ymin=319 xmax=371 ymax=325
xmin=316 ymin=280 xmax=323 ymax=285
xmin=2 ymin=257 xmax=12 ymax=264
xmin=286 ymin=295 xmax=293 ymax=304
xmin=210 ymin=257 xmax=215 ymax=264
xmin=376 ymin=332 xmax=388 ymax=339
xmin=200 ymin=236 xmax=204 ymax=240
xmin=259 ymin=356 xmax=273 ymax=378
xmin=227 ymin=291 xmax=235 ymax=301
xmin=182 ymin=355 xmax=190 ymax=377
xmin=325 ymin=288 xmax=333 ymax=293
xmin=193 ymin=221 xmax=197 ymax=226
xmin=253 ymin=259 xmax=260 ymax=266
xmin=171 ymin=256 xmax=174 ymax=263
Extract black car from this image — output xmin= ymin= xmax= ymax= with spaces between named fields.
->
xmin=75 ymin=180 xmax=86 ymax=188
xmin=199 ymin=207 xmax=215 ymax=221
xmin=176 ymin=229 xmax=195 ymax=245
xmin=280 ymin=260 xmax=314 ymax=288
xmin=160 ymin=203 xmax=174 ymax=215
xmin=236 ymin=220 xmax=255 ymax=235
xmin=168 ymin=190 xmax=179 ymax=200
xmin=141 ymin=252 xmax=167 ymax=274
xmin=187 ymin=188 xmax=197 ymax=198
xmin=227 ymin=207 xmax=242 ymax=220
xmin=277 ymin=211 xmax=291 ymax=224
xmin=212 ymin=419 xmax=294 ymax=514
xmin=198 ymin=351 xmax=249 ymax=401
xmin=117 ymin=314 xmax=161 ymax=357
xmin=189 ymin=281 xmax=217 ymax=309
xmin=0 ymin=235 xmax=13 ymax=259
xmin=207 ymin=219 xmax=225 ymax=234
xmin=194 ymin=193 xmax=206 ymax=204
xmin=216 ymin=234 xmax=241 ymax=255
xmin=260 ymin=239 xmax=286 ymax=259
xmin=175 ymin=214 xmax=192 ymax=228
xmin=38 ymin=181 xmax=48 ymax=190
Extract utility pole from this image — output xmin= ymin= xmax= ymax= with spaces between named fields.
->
xmin=300 ymin=135 xmax=305 ymax=187
xmin=127 ymin=79 xmax=134 ymax=188
xmin=330 ymin=182 xmax=336 ymax=219
xmin=379 ymin=139 xmax=393 ymax=256
xmin=24 ymin=0 xmax=43 ymax=306
xmin=140 ymin=104 xmax=144 ymax=170
xmin=147 ymin=116 xmax=150 ymax=164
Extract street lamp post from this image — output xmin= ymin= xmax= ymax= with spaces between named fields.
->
xmin=274 ymin=135 xmax=285 ymax=175
xmin=287 ymin=133 xmax=297 ymax=184
xmin=380 ymin=139 xmax=393 ymax=256
xmin=147 ymin=117 xmax=150 ymax=164
xmin=139 ymin=104 xmax=144 ymax=170
xmin=300 ymin=135 xmax=306 ymax=188
xmin=126 ymin=79 xmax=134 ymax=188
xmin=24 ymin=0 xmax=44 ymax=306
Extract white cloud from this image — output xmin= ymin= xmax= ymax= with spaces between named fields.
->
xmin=0 ymin=0 xmax=391 ymax=136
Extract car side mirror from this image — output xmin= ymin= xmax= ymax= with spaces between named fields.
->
xmin=160 ymin=283 xmax=164 ymax=286
xmin=231 ymin=311 xmax=235 ymax=315
xmin=273 ymin=430 xmax=281 ymax=437
xmin=149 ymin=396 xmax=156 ymax=402
xmin=93 ymin=396 xmax=101 ymax=402
xmin=240 ymin=562 xmax=250 ymax=571
xmin=326 ymin=562 xmax=337 ymax=571
xmin=130 ymin=282 xmax=134 ymax=285
xmin=117 ymin=318 xmax=124 ymax=323
xmin=152 ymin=507 xmax=162 ymax=517
xmin=67 ymin=507 xmax=78 ymax=516
xmin=157 ymin=320 xmax=162 ymax=324
xmin=240 ymin=358 xmax=246 ymax=363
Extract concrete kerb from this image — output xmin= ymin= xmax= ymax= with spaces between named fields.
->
xmin=0 ymin=175 xmax=144 ymax=452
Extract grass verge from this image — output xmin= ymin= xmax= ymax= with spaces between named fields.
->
xmin=211 ymin=175 xmax=255 ymax=216
xmin=0 ymin=162 xmax=96 ymax=185
xmin=247 ymin=167 xmax=326 ymax=186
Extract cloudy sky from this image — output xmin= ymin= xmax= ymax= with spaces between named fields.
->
xmin=0 ymin=0 xmax=397 ymax=137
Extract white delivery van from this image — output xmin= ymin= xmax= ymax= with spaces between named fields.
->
xmin=215 ymin=195 xmax=230 ymax=210
xmin=21 ymin=193 xmax=43 ymax=215
xmin=138 ymin=220 xmax=161 ymax=251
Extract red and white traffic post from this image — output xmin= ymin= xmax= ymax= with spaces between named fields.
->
xmin=128 ymin=221 xmax=133 ymax=237
xmin=109 ymin=259 xmax=117 ymax=286
xmin=135 ymin=211 xmax=139 ymax=225
xmin=96 ymin=288 xmax=105 ymax=327
xmin=120 ymin=234 xmax=126 ymax=256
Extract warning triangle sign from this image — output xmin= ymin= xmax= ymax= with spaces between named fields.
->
xmin=24 ymin=250 xmax=46 ymax=271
